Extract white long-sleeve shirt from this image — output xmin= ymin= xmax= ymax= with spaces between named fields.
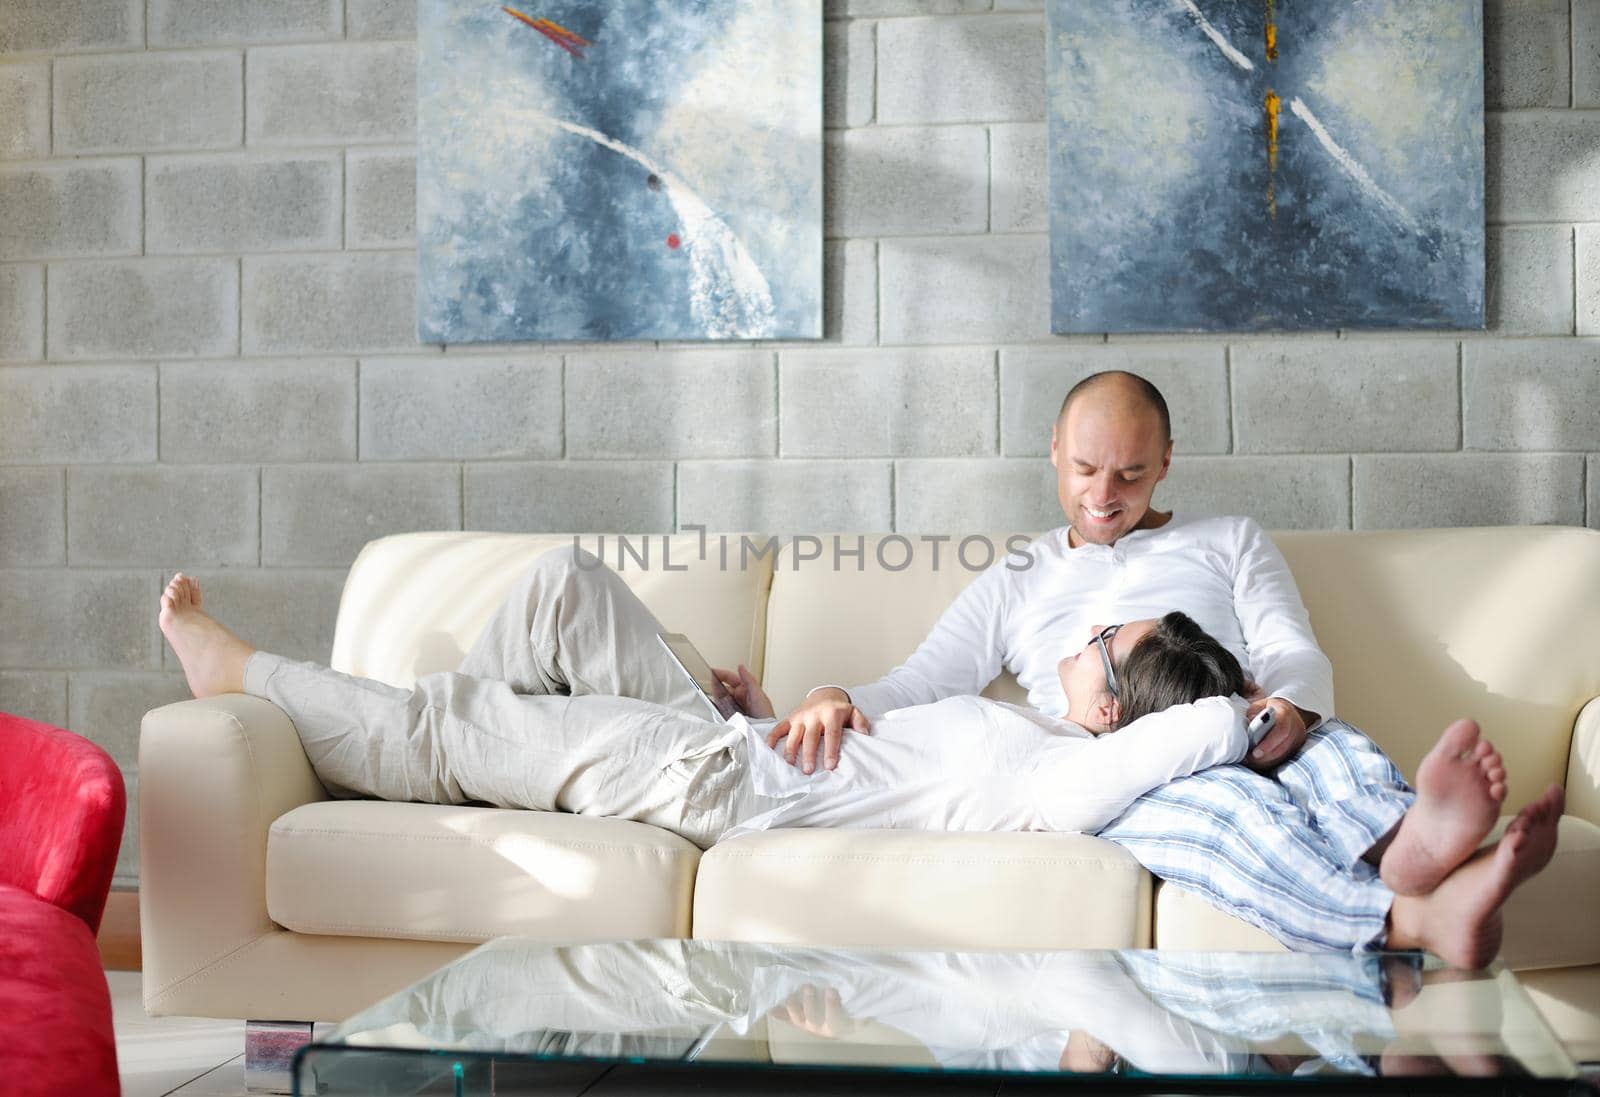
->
xmin=726 ymin=693 xmax=1249 ymax=839
xmin=846 ymin=513 xmax=1334 ymax=726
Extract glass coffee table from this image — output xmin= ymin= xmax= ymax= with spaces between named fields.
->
xmin=295 ymin=938 xmax=1592 ymax=1095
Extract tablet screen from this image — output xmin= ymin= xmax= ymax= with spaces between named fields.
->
xmin=658 ymin=633 xmax=741 ymax=721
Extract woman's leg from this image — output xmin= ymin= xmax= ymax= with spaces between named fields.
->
xmin=456 ymin=544 xmax=706 ymax=714
xmin=160 ymin=569 xmax=746 ymax=846
xmin=243 ymin=651 xmax=747 ymax=848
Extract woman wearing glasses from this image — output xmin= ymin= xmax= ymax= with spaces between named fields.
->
xmin=724 ymin=612 xmax=1255 ymax=837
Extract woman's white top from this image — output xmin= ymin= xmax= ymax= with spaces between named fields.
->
xmin=727 ymin=693 xmax=1248 ymax=840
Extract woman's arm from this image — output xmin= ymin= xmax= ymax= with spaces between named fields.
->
xmin=1029 ymin=696 xmax=1249 ymax=833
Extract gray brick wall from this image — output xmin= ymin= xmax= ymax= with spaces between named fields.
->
xmin=0 ymin=0 xmax=1595 ymax=886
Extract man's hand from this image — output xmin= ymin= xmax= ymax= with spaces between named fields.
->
xmin=766 ymin=687 xmax=871 ymax=774
xmin=1243 ymin=696 xmax=1312 ymax=772
xmin=771 ymin=983 xmax=863 ymax=1041
xmin=712 ymin=664 xmax=773 ymax=718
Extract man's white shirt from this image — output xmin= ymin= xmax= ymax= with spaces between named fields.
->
xmin=844 ymin=512 xmax=1335 ymax=726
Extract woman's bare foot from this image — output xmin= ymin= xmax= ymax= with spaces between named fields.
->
xmin=1380 ymin=719 xmax=1507 ymax=896
xmin=1388 ymin=785 xmax=1564 ymax=969
xmin=158 ymin=573 xmax=255 ymax=699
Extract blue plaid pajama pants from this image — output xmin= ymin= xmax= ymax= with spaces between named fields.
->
xmin=1097 ymin=720 xmax=1416 ymax=953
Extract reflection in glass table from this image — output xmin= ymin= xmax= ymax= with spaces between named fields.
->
xmin=296 ymin=938 xmax=1589 ymax=1095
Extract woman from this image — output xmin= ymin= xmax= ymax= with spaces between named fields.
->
xmin=155 ymin=553 xmax=1251 ymax=849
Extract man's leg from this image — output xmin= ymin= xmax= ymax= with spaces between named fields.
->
xmin=1272 ymin=720 xmax=1415 ymax=870
xmin=456 ymin=544 xmax=706 ymax=715
xmin=1097 ymin=765 xmax=1394 ymax=953
xmin=1097 ymin=759 xmax=1565 ymax=967
xmin=160 ymin=574 xmax=747 ymax=848
xmin=1278 ymin=718 xmax=1508 ymax=896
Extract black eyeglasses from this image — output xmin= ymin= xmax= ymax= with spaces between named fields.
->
xmin=1094 ymin=624 xmax=1124 ymax=698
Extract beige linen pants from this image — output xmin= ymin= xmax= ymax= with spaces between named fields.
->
xmin=243 ymin=546 xmax=751 ymax=849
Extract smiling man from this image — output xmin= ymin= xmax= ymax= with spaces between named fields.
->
xmin=771 ymin=370 xmax=1564 ymax=963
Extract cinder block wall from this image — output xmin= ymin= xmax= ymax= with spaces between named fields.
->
xmin=0 ymin=0 xmax=1596 ymax=883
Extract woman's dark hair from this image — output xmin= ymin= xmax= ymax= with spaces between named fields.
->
xmin=1112 ymin=611 xmax=1246 ymax=729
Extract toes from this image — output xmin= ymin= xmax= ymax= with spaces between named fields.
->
xmin=1469 ymin=738 xmax=1494 ymax=762
xmin=1440 ymin=719 xmax=1480 ymax=756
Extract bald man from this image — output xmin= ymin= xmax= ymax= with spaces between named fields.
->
xmin=770 ymin=370 xmax=1559 ymax=962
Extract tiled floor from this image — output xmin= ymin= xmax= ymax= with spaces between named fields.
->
xmin=110 ymin=971 xmax=249 ymax=1097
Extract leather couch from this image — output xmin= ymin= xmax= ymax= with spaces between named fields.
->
xmin=139 ymin=527 xmax=1600 ymax=1058
xmin=2 ymin=712 xmax=127 ymax=1097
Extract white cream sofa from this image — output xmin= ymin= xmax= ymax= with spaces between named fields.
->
xmin=140 ymin=527 xmax=1600 ymax=1057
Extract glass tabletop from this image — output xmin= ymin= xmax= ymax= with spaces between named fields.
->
xmin=296 ymin=938 xmax=1587 ymax=1095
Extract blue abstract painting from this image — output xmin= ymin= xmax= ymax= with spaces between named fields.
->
xmin=1047 ymin=0 xmax=1484 ymax=333
xmin=418 ymin=1 xmax=822 ymax=343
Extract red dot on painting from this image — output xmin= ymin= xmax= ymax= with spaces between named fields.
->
xmin=666 ymin=233 xmax=681 ymax=249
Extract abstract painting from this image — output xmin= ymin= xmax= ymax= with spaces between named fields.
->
xmin=418 ymin=1 xmax=821 ymax=343
xmin=1047 ymin=0 xmax=1484 ymax=333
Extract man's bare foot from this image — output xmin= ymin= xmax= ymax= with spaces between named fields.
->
xmin=1388 ymin=785 xmax=1564 ymax=969
xmin=1380 ymin=719 xmax=1507 ymax=896
xmin=158 ymin=573 xmax=255 ymax=699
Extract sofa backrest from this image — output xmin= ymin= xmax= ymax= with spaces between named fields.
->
xmin=1273 ymin=527 xmax=1600 ymax=810
xmin=332 ymin=527 xmax=1600 ymax=813
xmin=763 ymin=527 xmax=1600 ymax=812
xmin=330 ymin=533 xmax=773 ymax=688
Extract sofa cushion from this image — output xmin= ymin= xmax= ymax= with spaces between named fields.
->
xmin=1152 ymin=815 xmax=1600 ymax=970
xmin=760 ymin=534 xmax=1031 ymax=714
xmin=692 ymin=830 xmax=1150 ymax=949
xmin=1274 ymin=527 xmax=1600 ymax=813
xmin=329 ymin=532 xmax=774 ymax=688
xmin=1517 ymin=965 xmax=1600 ymax=1063
xmin=267 ymin=801 xmax=701 ymax=944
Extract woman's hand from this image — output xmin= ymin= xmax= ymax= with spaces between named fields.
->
xmin=713 ymin=664 xmax=774 ymax=718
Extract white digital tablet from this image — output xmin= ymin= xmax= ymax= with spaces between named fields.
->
xmin=657 ymin=632 xmax=741 ymax=722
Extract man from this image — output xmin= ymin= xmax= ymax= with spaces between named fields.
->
xmin=766 ymin=370 xmax=1564 ymax=966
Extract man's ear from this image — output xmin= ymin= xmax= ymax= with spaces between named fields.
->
xmin=1156 ymin=438 xmax=1173 ymax=483
xmin=1049 ymin=423 xmax=1061 ymax=469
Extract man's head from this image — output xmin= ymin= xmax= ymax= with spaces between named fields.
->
xmin=1050 ymin=371 xmax=1173 ymax=547
xmin=1059 ymin=611 xmax=1245 ymax=733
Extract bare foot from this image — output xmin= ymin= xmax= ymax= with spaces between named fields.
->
xmin=1389 ymin=785 xmax=1564 ymax=969
xmin=158 ymin=573 xmax=255 ymax=699
xmin=1380 ymin=719 xmax=1507 ymax=896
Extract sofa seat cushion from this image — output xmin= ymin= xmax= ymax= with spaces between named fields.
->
xmin=1517 ymin=965 xmax=1600 ymax=1063
xmin=693 ymin=830 xmax=1151 ymax=949
xmin=1152 ymin=815 xmax=1600 ymax=970
xmin=267 ymin=801 xmax=701 ymax=944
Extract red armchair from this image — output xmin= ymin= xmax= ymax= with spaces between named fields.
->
xmin=0 ymin=711 xmax=127 ymax=1097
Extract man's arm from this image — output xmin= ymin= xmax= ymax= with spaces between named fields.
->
xmin=768 ymin=560 xmax=1014 ymax=772
xmin=1230 ymin=519 xmax=1335 ymax=769
xmin=1029 ymin=696 xmax=1249 ymax=833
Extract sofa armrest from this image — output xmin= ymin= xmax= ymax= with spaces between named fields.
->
xmin=1568 ymin=697 xmax=1600 ymax=828
xmin=139 ymin=694 xmax=327 ymax=1015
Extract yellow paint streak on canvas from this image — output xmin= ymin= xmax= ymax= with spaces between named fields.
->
xmin=1265 ymin=2 xmax=1279 ymax=219
xmin=1265 ymin=89 xmax=1280 ymax=219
